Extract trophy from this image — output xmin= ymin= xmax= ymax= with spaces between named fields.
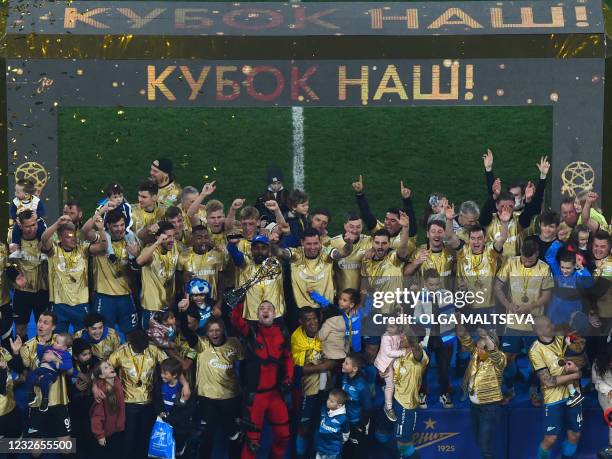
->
xmin=224 ymin=257 xmax=282 ymax=308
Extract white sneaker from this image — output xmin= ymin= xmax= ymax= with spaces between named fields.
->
xmin=418 ymin=393 xmax=428 ymax=409
xmin=440 ymin=393 xmax=454 ymax=409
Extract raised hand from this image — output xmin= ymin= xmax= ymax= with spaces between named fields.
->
xmin=9 ymin=335 xmax=22 ymax=355
xmin=264 ymin=200 xmax=279 ymax=211
xmin=398 ymin=210 xmax=410 ymax=228
xmin=483 ymin=149 xmax=494 ymax=172
xmin=351 ymin=175 xmax=364 ymax=194
xmin=415 ymin=248 xmax=428 ymax=265
xmin=587 ymin=191 xmax=598 ymax=204
xmin=524 ymin=181 xmax=536 ymax=202
xmin=400 ymin=181 xmax=411 ymax=199
xmin=57 ymin=215 xmax=72 ymax=226
xmin=537 ymin=156 xmax=550 ymax=178
xmin=231 ymin=198 xmax=246 ymax=210
xmin=202 ymin=181 xmax=216 ymax=197
xmin=178 ymin=293 xmax=189 ymax=312
xmin=156 ymin=233 xmax=170 ymax=245
xmin=492 ymin=178 xmax=502 ymax=199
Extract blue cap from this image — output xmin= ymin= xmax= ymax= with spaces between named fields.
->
xmin=251 ymin=235 xmax=270 ymax=246
xmin=186 ymin=278 xmax=211 ymax=297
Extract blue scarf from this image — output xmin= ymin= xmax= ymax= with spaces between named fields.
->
xmin=83 ymin=326 xmax=109 ymax=344
xmin=343 ymin=310 xmax=362 ymax=352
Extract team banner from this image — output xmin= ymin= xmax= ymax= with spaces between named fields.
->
xmin=5 ymin=0 xmax=603 ymax=36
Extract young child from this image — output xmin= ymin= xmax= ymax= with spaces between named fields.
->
xmin=26 ymin=332 xmax=73 ymax=411
xmin=341 ymin=353 xmax=372 ymax=457
xmin=286 ymin=189 xmax=310 ymax=245
xmin=566 ymin=224 xmax=591 ymax=269
xmin=90 ymin=360 xmax=126 ymax=459
xmin=147 ymin=309 xmax=178 ymax=350
xmin=177 ymin=278 xmax=216 ymax=336
xmin=9 ymin=179 xmax=46 ymax=257
xmin=544 ymin=240 xmax=593 ymax=328
xmin=374 ymin=323 xmax=408 ymax=422
xmin=420 ymin=192 xmax=448 ymax=230
xmin=96 ymin=183 xmax=136 ymax=262
xmin=315 ymin=388 xmax=350 ymax=459
xmin=413 ymin=269 xmax=459 ymax=409
xmin=154 ymin=358 xmax=194 ymax=457
xmin=317 ymin=289 xmax=373 ymax=360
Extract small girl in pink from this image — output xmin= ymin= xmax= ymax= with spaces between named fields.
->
xmin=374 ymin=323 xmax=408 ymax=422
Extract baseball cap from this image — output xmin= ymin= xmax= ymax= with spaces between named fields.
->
xmin=252 ymin=235 xmax=270 ymax=246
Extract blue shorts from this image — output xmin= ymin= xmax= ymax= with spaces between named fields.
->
xmin=393 ymin=398 xmax=417 ymax=443
xmin=543 ymin=399 xmax=583 ymax=436
xmin=299 ymin=394 xmax=322 ymax=426
xmin=51 ymin=303 xmax=88 ymax=333
xmin=93 ymin=292 xmax=137 ymax=334
xmin=501 ymin=332 xmax=537 ymax=354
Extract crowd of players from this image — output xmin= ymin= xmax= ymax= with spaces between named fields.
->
xmin=0 ymin=151 xmax=611 ymax=459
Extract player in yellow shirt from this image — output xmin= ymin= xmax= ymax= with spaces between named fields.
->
xmin=10 ymin=209 xmax=50 ymax=341
xmin=178 ymin=225 xmax=227 ymax=307
xmin=291 ymin=307 xmax=335 ymax=458
xmin=310 ymin=209 xmax=332 ymax=246
xmin=529 ymin=316 xmax=583 ymax=459
xmin=195 ymin=317 xmax=244 ymax=459
xmin=0 ymin=344 xmax=23 ymax=437
xmin=165 ymin=206 xmax=192 ymax=253
xmin=329 ymin=213 xmax=372 ymax=294
xmin=101 ymin=329 xmax=185 ymax=459
xmin=272 ymin=228 xmax=354 ymax=321
xmin=352 ymin=175 xmax=418 ymax=252
xmin=588 ymin=231 xmax=612 ymax=336
xmin=73 ymin=312 xmax=121 ymax=360
xmin=13 ymin=311 xmax=71 ymax=442
xmin=132 ymin=180 xmax=167 ymax=243
xmin=150 ymin=158 xmax=182 ymax=207
xmin=91 ymin=209 xmax=139 ymax=333
xmin=446 ymin=205 xmax=511 ymax=323
xmin=228 ymin=234 xmax=285 ymax=320
xmin=495 ymin=239 xmax=553 ymax=405
xmin=361 ymin=211 xmax=412 ymax=316
xmin=392 ymin=337 xmax=429 ymax=459
xmin=405 ymin=219 xmax=456 ymax=290
xmin=178 ymin=184 xmax=212 ymax=233
xmin=479 ymin=156 xmax=549 ymax=259
xmin=136 ymin=222 xmax=180 ymax=329
xmin=41 ymin=214 xmax=107 ymax=333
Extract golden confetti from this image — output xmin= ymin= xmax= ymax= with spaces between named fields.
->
xmin=117 ymin=110 xmax=125 ymax=115
xmin=112 ymin=82 xmax=119 ymax=88
xmin=549 ymin=92 xmax=559 ymax=102
xmin=213 ymin=167 xmax=217 ymax=171
xmin=80 ymin=118 xmax=86 ymax=123
xmin=77 ymin=69 xmax=84 ymax=76
xmin=496 ymin=89 xmax=504 ymax=96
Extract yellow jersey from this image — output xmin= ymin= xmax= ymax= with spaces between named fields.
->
xmin=456 ymin=244 xmax=501 ymax=309
xmin=393 ymin=349 xmax=429 ymax=409
xmin=291 ymin=327 xmax=330 ymax=396
xmin=372 ymin=220 xmax=417 ymax=255
xmin=108 ymin=344 xmax=167 ymax=404
xmin=178 ymin=248 xmax=227 ymax=300
xmin=157 ymin=181 xmax=182 ymax=208
xmin=411 ymin=244 xmax=456 ymax=290
xmin=47 ymin=241 xmax=91 ymax=306
xmin=195 ymin=336 xmax=244 ymax=400
xmin=329 ymin=234 xmax=372 ymax=293
xmin=236 ymin=254 xmax=285 ymax=320
xmin=74 ymin=327 xmax=121 ymax=360
xmin=496 ymin=256 xmax=554 ymax=331
xmin=131 ymin=204 xmax=166 ymax=237
xmin=361 ymin=250 xmax=405 ymax=314
xmin=485 ymin=214 xmax=522 ymax=259
xmin=93 ymin=240 xmax=132 ymax=296
xmin=21 ymin=335 xmax=69 ymax=407
xmin=289 ymin=246 xmax=336 ymax=308
xmin=593 ymin=255 xmax=612 ymax=318
xmin=529 ymin=336 xmax=569 ymax=404
xmin=15 ymin=237 xmax=48 ymax=293
xmin=140 ymin=244 xmax=180 ymax=312
xmin=0 ymin=348 xmax=16 ymax=416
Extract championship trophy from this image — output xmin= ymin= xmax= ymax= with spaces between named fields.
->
xmin=224 ymin=257 xmax=282 ymax=308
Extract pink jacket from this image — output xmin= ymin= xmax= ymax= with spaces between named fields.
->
xmin=374 ymin=334 xmax=406 ymax=373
